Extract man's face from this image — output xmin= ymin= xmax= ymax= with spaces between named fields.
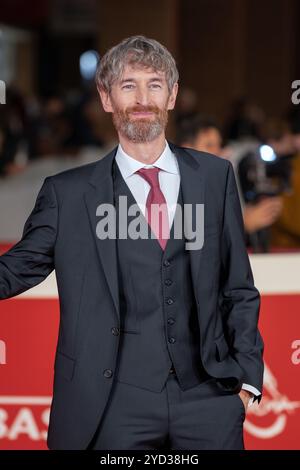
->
xmin=98 ymin=64 xmax=178 ymax=143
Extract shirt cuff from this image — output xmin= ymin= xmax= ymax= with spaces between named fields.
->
xmin=241 ymin=383 xmax=261 ymax=406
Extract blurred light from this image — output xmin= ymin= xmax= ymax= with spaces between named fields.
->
xmin=259 ymin=145 xmax=277 ymax=162
xmin=79 ymin=50 xmax=99 ymax=80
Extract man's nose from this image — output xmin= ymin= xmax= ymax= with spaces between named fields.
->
xmin=135 ymin=87 xmax=150 ymax=106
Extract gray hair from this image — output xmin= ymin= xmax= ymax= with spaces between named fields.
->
xmin=95 ymin=35 xmax=179 ymax=93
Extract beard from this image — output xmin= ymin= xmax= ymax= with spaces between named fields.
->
xmin=111 ymin=104 xmax=169 ymax=143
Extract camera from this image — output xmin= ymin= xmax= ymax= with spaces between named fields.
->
xmin=237 ymin=144 xmax=294 ymax=204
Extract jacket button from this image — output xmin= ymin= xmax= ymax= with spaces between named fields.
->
xmin=167 ymin=317 xmax=175 ymax=325
xmin=103 ymin=369 xmax=113 ymax=378
xmin=164 ymin=279 xmax=173 ymax=286
xmin=111 ymin=327 xmax=120 ymax=336
xmin=166 ymin=297 xmax=174 ymax=305
xmin=163 ymin=259 xmax=171 ymax=267
xmin=168 ymin=337 xmax=176 ymax=344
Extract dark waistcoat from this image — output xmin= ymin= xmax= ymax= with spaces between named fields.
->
xmin=113 ymin=160 xmax=210 ymax=392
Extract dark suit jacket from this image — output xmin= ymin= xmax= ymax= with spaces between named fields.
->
xmin=0 ymin=143 xmax=264 ymax=449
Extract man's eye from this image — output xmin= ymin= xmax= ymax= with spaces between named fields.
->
xmin=150 ymin=84 xmax=161 ymax=89
xmin=122 ymin=84 xmax=134 ymax=90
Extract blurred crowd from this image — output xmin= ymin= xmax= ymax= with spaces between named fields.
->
xmin=175 ymin=89 xmax=300 ymax=252
xmin=0 ymin=85 xmax=116 ymax=176
xmin=1 ymin=84 xmax=300 ymax=251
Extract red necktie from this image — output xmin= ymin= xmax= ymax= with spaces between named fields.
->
xmin=136 ymin=167 xmax=170 ymax=250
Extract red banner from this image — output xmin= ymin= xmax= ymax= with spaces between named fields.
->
xmin=0 ymin=245 xmax=300 ymax=449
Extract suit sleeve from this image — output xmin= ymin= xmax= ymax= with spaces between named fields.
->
xmin=0 ymin=177 xmax=58 ymax=299
xmin=220 ymin=161 xmax=264 ymax=400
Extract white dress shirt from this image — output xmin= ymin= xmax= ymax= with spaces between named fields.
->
xmin=115 ymin=141 xmax=261 ymax=406
xmin=115 ymin=141 xmax=180 ymax=228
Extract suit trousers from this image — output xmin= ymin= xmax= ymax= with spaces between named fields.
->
xmin=87 ymin=369 xmax=246 ymax=450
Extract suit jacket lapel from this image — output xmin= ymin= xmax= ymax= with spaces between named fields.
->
xmin=84 ymin=146 xmax=120 ymax=323
xmin=169 ymin=142 xmax=205 ymax=304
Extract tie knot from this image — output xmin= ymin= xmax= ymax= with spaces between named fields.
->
xmin=136 ymin=167 xmax=160 ymax=188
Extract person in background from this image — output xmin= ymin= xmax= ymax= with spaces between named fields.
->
xmin=269 ymin=111 xmax=300 ymax=248
xmin=177 ymin=113 xmax=283 ymax=241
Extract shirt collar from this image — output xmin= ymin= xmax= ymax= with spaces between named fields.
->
xmin=115 ymin=140 xmax=179 ymax=180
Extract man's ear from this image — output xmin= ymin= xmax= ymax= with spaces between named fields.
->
xmin=167 ymin=83 xmax=179 ymax=111
xmin=97 ymin=86 xmax=114 ymax=113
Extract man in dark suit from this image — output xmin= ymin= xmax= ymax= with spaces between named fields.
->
xmin=0 ymin=35 xmax=264 ymax=450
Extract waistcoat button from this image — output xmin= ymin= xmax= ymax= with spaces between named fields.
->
xmin=103 ymin=369 xmax=113 ymax=378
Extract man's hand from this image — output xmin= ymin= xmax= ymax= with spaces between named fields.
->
xmin=238 ymin=389 xmax=253 ymax=412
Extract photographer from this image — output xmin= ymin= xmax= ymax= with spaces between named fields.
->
xmin=176 ymin=113 xmax=283 ymax=250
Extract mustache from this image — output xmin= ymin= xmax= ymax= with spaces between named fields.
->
xmin=125 ymin=105 xmax=161 ymax=114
